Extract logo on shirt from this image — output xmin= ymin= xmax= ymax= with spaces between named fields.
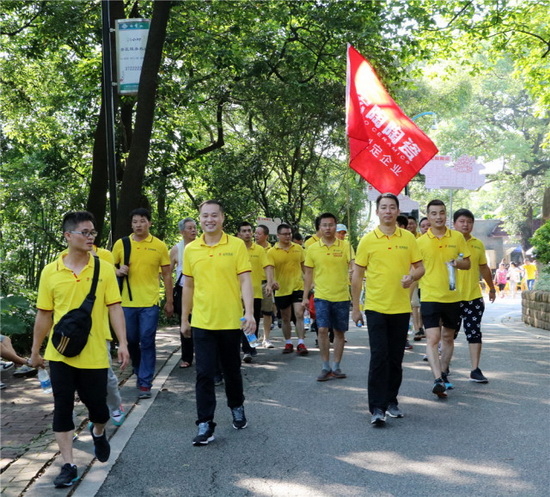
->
xmin=219 ymin=252 xmax=234 ymax=256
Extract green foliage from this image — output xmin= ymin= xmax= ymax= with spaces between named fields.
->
xmin=534 ymin=271 xmax=550 ymax=291
xmin=530 ymin=221 xmax=550 ymax=265
xmin=0 ymin=294 xmax=37 ymax=353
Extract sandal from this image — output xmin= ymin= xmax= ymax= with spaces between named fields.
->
xmin=179 ymin=361 xmax=192 ymax=368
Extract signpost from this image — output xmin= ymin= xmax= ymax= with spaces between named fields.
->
xmin=115 ymin=19 xmax=151 ymax=95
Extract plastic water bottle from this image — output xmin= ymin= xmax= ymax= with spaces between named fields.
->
xmin=304 ymin=310 xmax=311 ymax=330
xmin=246 ymin=333 xmax=259 ymax=348
xmin=38 ymin=368 xmax=52 ymax=394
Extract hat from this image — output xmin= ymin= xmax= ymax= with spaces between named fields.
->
xmin=336 ymin=224 xmax=348 ymax=232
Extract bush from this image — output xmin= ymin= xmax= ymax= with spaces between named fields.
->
xmin=530 ymin=221 xmax=550 ymax=265
xmin=534 ymin=270 xmax=550 ymax=292
xmin=0 ymin=294 xmax=36 ymax=354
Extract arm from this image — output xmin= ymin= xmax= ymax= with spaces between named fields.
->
xmin=302 ymin=266 xmax=314 ymax=310
xmin=239 ymin=271 xmax=256 ymax=334
xmin=454 ymin=256 xmax=471 ymax=270
xmin=264 ymin=266 xmax=274 ymax=297
xmin=108 ymin=303 xmax=130 ymax=369
xmin=161 ymin=265 xmax=174 ymax=318
xmin=480 ymin=264 xmax=496 ymax=303
xmin=30 ymin=309 xmax=53 ymax=368
xmin=169 ymin=244 xmax=178 ymax=274
xmin=402 ymin=261 xmax=425 ymax=288
xmin=351 ymin=264 xmax=366 ymax=326
xmin=181 ymin=276 xmax=194 ymax=338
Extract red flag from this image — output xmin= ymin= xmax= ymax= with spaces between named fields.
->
xmin=346 ymin=45 xmax=438 ymax=195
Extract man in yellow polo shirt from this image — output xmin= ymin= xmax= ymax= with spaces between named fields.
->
xmin=181 ymin=200 xmax=255 ymax=446
xmin=112 ymin=208 xmax=173 ymax=399
xmin=30 ymin=211 xmax=129 ymax=488
xmin=351 ymin=194 xmax=424 ymax=426
xmin=453 ymin=208 xmax=496 ymax=384
xmin=268 ymin=223 xmax=308 ymax=355
xmin=303 ymin=213 xmax=352 ymax=381
xmin=417 ymin=199 xmax=471 ymax=397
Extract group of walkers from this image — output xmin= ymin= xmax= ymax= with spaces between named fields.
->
xmin=494 ymin=259 xmax=537 ymax=298
xmin=26 ymin=192 xmax=508 ymax=487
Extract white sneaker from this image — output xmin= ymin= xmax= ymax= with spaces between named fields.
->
xmin=1 ymin=361 xmax=14 ymax=371
xmin=263 ymin=340 xmax=274 ymax=349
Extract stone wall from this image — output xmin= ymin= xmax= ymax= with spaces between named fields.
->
xmin=522 ymin=291 xmax=550 ymax=330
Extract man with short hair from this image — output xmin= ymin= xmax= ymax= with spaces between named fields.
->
xmin=406 ymin=215 xmax=424 ymax=342
xmin=523 ymin=258 xmax=538 ymax=291
xmin=453 ymin=208 xmax=496 ymax=383
xmin=417 ymin=200 xmax=471 ymax=397
xmin=352 ymin=194 xmax=424 ymax=426
xmin=254 ymin=224 xmax=275 ymax=346
xmin=30 ymin=211 xmax=129 ymax=487
xmin=268 ymin=223 xmax=308 ymax=355
xmin=170 ymin=217 xmax=197 ymax=368
xmin=303 ymin=213 xmax=352 ymax=381
xmin=181 ymin=200 xmax=255 ymax=446
xmin=419 ymin=217 xmax=430 ymax=235
xmin=112 ymin=208 xmax=173 ymax=399
xmin=406 ymin=216 xmax=419 ymax=237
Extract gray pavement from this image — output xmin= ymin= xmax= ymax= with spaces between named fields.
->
xmin=13 ymin=298 xmax=550 ymax=496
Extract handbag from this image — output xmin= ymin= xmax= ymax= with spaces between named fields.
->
xmin=51 ymin=256 xmax=100 ymax=357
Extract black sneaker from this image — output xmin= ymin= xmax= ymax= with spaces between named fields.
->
xmin=470 ymin=368 xmax=488 ymax=383
xmin=90 ymin=426 xmax=111 ymax=462
xmin=441 ymin=372 xmax=454 ymax=390
xmin=193 ymin=421 xmax=216 ymax=446
xmin=231 ymin=405 xmax=248 ymax=429
xmin=54 ymin=463 xmax=78 ymax=488
xmin=413 ymin=330 xmax=425 ymax=341
xmin=370 ymin=408 xmax=386 ymax=426
xmin=386 ymin=403 xmax=404 ymax=418
xmin=432 ymin=378 xmax=447 ymax=395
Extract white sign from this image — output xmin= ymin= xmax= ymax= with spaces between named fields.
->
xmin=115 ymin=19 xmax=150 ymax=95
xmin=422 ymin=154 xmax=486 ymax=190
xmin=366 ymin=186 xmax=420 ymax=213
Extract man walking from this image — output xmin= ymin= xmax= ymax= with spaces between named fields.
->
xmin=181 ymin=200 xmax=255 ymax=446
xmin=453 ymin=208 xmax=496 ymax=383
xmin=30 ymin=211 xmax=129 ymax=487
xmin=351 ymin=194 xmax=424 ymax=426
xmin=303 ymin=213 xmax=352 ymax=381
xmin=170 ymin=217 xmax=197 ymax=368
xmin=112 ymin=208 xmax=173 ymax=399
xmin=417 ymin=200 xmax=470 ymax=397
xmin=268 ymin=223 xmax=308 ymax=355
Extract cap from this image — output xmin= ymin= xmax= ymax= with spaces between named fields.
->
xmin=336 ymin=224 xmax=348 ymax=232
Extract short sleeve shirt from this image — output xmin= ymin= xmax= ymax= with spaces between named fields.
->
xmin=355 ymin=227 xmax=422 ymax=314
xmin=112 ymin=234 xmax=170 ymax=307
xmin=304 ymin=235 xmax=320 ymax=249
xmin=183 ymin=233 xmax=251 ymax=330
xmin=37 ymin=254 xmax=121 ymax=368
xmin=247 ymin=243 xmax=271 ymax=299
xmin=267 ymin=242 xmax=305 ymax=296
xmin=457 ymin=236 xmax=487 ymax=301
xmin=416 ymin=228 xmax=471 ymax=303
xmin=304 ymin=239 xmax=351 ymax=302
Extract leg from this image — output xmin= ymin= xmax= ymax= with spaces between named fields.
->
xmin=317 ymin=327 xmax=330 ymax=362
xmin=425 ymin=327 xmax=443 ymax=379
xmin=469 ymin=343 xmax=482 ymax=370
xmin=365 ymin=311 xmax=390 ymax=413
xmin=280 ymin=305 xmax=292 ymax=340
xmin=439 ymin=326 xmax=455 ymax=374
xmin=217 ymin=330 xmax=245 ymax=409
xmin=55 ymin=432 xmax=75 ymax=465
xmin=123 ymin=307 xmax=141 ymax=379
xmin=462 ymin=298 xmax=485 ymax=371
xmin=0 ymin=335 xmax=27 ymax=365
xmin=105 ymin=342 xmax=122 ymax=414
xmin=332 ymin=331 xmax=346 ymax=363
xmin=386 ymin=313 xmax=410 ymax=405
xmin=180 ymin=313 xmax=194 ymax=366
xmin=292 ymin=301 xmax=305 ymax=339
xmin=193 ymin=328 xmax=218 ymax=423
xmin=137 ymin=306 xmax=160 ymax=389
xmin=262 ymin=313 xmax=272 ymax=341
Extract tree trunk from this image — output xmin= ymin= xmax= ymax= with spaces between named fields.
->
xmin=114 ymin=0 xmax=172 ymax=240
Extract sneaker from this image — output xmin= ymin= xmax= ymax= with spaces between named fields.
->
xmin=193 ymin=421 xmax=216 ymax=446
xmin=263 ymin=340 xmax=274 ymax=348
xmin=250 ymin=348 xmax=258 ymax=357
xmin=441 ymin=372 xmax=454 ymax=390
xmin=214 ymin=376 xmax=224 ymax=386
xmin=0 ymin=382 xmax=5 ymax=390
xmin=316 ymin=369 xmax=333 ymax=382
xmin=231 ymin=405 xmax=248 ymax=429
xmin=1 ymin=361 xmax=14 ymax=371
xmin=413 ymin=330 xmax=425 ymax=341
xmin=470 ymin=368 xmax=488 ymax=383
xmin=404 ymin=340 xmax=413 ymax=350
xmin=138 ymin=387 xmax=152 ymax=399
xmin=432 ymin=378 xmax=447 ymax=395
xmin=296 ymin=343 xmax=309 ymax=356
xmin=331 ymin=369 xmax=347 ymax=379
xmin=243 ymin=353 xmax=252 ymax=363
xmin=90 ymin=426 xmax=110 ymax=462
xmin=111 ymin=406 xmax=126 ymax=426
xmin=12 ymin=364 xmax=37 ymax=378
xmin=53 ymin=463 xmax=78 ymax=488
xmin=282 ymin=343 xmax=294 ymax=354
xmin=371 ymin=408 xmax=386 ymax=426
xmin=277 ymin=319 xmax=282 ymax=328
xmin=422 ymin=355 xmax=428 ymax=361
xmin=386 ymin=403 xmax=404 ymax=418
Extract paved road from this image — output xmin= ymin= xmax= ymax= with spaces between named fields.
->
xmin=23 ymin=298 xmax=550 ymax=496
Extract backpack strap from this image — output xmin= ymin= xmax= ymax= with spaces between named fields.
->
xmin=81 ymin=255 xmax=100 ymax=313
xmin=120 ymin=236 xmax=133 ymax=301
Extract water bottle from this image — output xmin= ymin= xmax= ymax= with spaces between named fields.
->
xmin=246 ymin=333 xmax=259 ymax=348
xmin=304 ymin=310 xmax=311 ymax=330
xmin=38 ymin=368 xmax=52 ymax=394
xmin=446 ymin=262 xmax=456 ymax=291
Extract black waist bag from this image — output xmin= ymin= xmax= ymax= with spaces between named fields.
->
xmin=52 ymin=256 xmax=100 ymax=357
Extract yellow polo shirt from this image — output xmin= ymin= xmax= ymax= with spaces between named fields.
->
xmin=304 ymin=238 xmax=351 ymax=302
xmin=456 ymin=236 xmax=487 ymax=302
xmin=355 ymin=227 xmax=422 ymax=314
xmin=37 ymin=254 xmax=121 ymax=368
xmin=524 ymin=263 xmax=537 ymax=280
xmin=112 ymin=234 xmax=170 ymax=307
xmin=246 ymin=242 xmax=272 ymax=299
xmin=267 ymin=242 xmax=305 ymax=296
xmin=183 ymin=233 xmax=251 ymax=330
xmin=304 ymin=235 xmax=320 ymax=249
xmin=417 ymin=228 xmax=471 ymax=303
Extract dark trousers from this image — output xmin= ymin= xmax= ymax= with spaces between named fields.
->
xmin=177 ymin=313 xmax=194 ymax=364
xmin=50 ymin=361 xmax=109 ymax=432
xmin=193 ymin=328 xmax=244 ymax=424
xmin=365 ymin=311 xmax=410 ymax=413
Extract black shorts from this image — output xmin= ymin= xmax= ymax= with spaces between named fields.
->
xmin=421 ymin=301 xmax=461 ymax=330
xmin=275 ymin=290 xmax=303 ymax=310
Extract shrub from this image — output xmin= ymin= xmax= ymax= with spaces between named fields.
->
xmin=0 ymin=294 xmax=36 ymax=353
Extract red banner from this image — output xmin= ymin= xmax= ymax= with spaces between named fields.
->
xmin=346 ymin=45 xmax=438 ymax=195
